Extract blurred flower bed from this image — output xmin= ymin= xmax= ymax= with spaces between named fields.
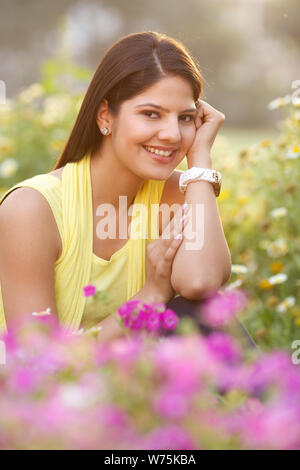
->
xmin=1 ymin=289 xmax=300 ymax=450
xmin=208 ymin=91 xmax=300 ymax=351
xmin=0 ymin=55 xmax=300 ymax=449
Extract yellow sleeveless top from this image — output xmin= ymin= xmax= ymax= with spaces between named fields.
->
xmin=0 ymin=154 xmax=166 ymax=333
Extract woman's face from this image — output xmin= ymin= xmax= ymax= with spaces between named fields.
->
xmin=110 ymin=75 xmax=198 ymax=180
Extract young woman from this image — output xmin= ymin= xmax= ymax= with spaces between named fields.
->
xmin=0 ymin=31 xmax=232 ymax=342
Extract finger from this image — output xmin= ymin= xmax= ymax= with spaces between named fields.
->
xmin=162 ymin=210 xmax=189 ymax=241
xmin=163 ymin=234 xmax=183 ymax=263
xmin=160 ymin=205 xmax=184 ymax=240
xmin=197 ymin=99 xmax=225 ymax=121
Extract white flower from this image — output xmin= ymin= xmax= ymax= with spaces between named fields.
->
xmin=268 ymin=273 xmax=288 ymax=285
xmin=231 ymin=264 xmax=248 ymax=274
xmin=266 ymin=238 xmax=288 ymax=258
xmin=0 ymin=158 xmax=19 ymax=178
xmin=276 ymin=296 xmax=296 ymax=313
xmin=267 ymin=95 xmax=291 ymax=110
xmin=286 ymin=145 xmax=300 ymax=159
xmin=270 ymin=207 xmax=287 ymax=218
xmin=224 ymin=279 xmax=243 ymax=291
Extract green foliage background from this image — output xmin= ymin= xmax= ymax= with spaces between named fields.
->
xmin=0 ymin=54 xmax=299 ymax=352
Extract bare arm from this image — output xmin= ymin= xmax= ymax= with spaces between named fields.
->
xmin=0 ymin=188 xmax=61 ymax=330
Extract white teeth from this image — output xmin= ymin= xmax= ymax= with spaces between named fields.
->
xmin=144 ymin=146 xmax=173 ymax=157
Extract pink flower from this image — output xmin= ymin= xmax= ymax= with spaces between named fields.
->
xmin=146 ymin=311 xmax=161 ymax=331
xmin=153 ymin=387 xmax=189 ymax=418
xmin=200 ymin=289 xmax=249 ymax=328
xmin=161 ymin=309 xmax=179 ymax=331
xmin=118 ymin=301 xmax=178 ymax=334
xmin=240 ymin=403 xmax=300 ymax=450
xmin=83 ymin=284 xmax=97 ymax=297
xmin=118 ymin=299 xmax=142 ymax=318
xmin=12 ymin=367 xmax=38 ymax=393
xmin=206 ymin=332 xmax=242 ymax=364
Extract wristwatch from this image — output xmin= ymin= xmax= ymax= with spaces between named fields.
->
xmin=179 ymin=167 xmax=222 ymax=197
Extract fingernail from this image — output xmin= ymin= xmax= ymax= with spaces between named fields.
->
xmin=180 ymin=214 xmax=188 ymax=223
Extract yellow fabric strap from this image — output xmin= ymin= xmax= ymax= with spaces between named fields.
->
xmin=0 ymin=154 xmax=166 ymax=333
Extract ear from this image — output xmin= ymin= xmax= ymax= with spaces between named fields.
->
xmin=96 ymin=99 xmax=112 ymax=131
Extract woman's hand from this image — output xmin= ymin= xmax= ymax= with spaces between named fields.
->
xmin=144 ymin=205 xmax=189 ymax=304
xmin=186 ymin=99 xmax=226 ymax=163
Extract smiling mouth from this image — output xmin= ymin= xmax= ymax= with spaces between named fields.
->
xmin=142 ymin=145 xmax=177 ymax=160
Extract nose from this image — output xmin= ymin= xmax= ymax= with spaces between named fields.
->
xmin=158 ymin=115 xmax=181 ymax=144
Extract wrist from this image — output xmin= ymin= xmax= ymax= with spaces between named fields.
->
xmin=187 ymin=151 xmax=212 ymax=169
xmin=134 ymin=284 xmax=167 ymax=306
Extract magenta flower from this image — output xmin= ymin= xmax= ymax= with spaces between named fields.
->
xmin=83 ymin=284 xmax=97 ymax=297
xmin=146 ymin=311 xmax=161 ymax=331
xmin=12 ymin=367 xmax=38 ymax=393
xmin=118 ymin=301 xmax=178 ymax=334
xmin=161 ymin=309 xmax=179 ymax=331
xmin=206 ymin=332 xmax=242 ymax=364
xmin=118 ymin=299 xmax=142 ymax=318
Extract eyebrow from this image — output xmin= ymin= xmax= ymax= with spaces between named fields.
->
xmin=135 ymin=103 xmax=197 ymax=113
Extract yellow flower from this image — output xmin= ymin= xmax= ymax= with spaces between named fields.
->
xmin=237 ymin=196 xmax=249 ymax=206
xmin=260 ymin=139 xmax=272 ymax=148
xmin=294 ymin=318 xmax=300 ymax=327
xmin=218 ymin=188 xmax=230 ymax=202
xmin=271 ymin=261 xmax=284 ymax=273
xmin=259 ymin=279 xmax=272 ymax=290
xmin=260 ymin=274 xmax=287 ymax=289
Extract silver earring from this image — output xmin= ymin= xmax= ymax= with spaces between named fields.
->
xmin=101 ymin=127 xmax=110 ymax=135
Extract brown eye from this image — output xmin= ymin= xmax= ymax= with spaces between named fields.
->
xmin=142 ymin=111 xmax=159 ymax=118
xmin=181 ymin=115 xmax=195 ymax=123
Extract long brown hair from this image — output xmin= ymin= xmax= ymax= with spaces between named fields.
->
xmin=52 ymin=31 xmax=204 ymax=169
